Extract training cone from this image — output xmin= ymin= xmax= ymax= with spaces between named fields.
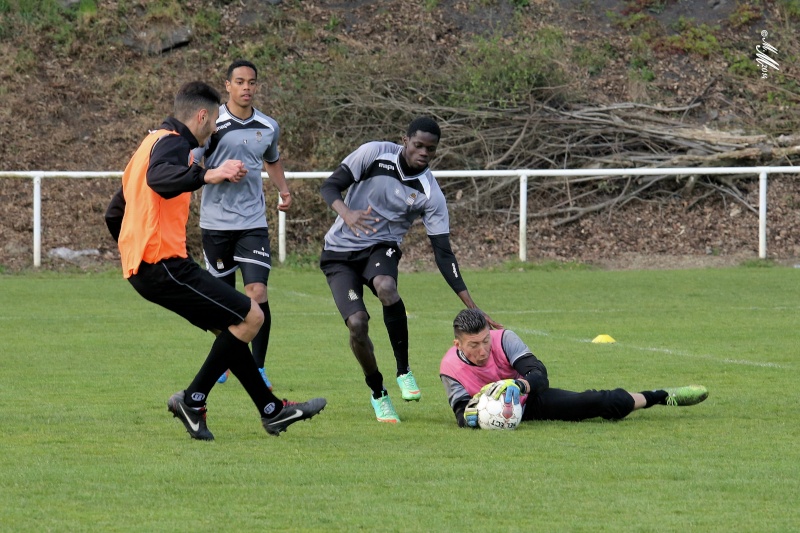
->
xmin=592 ymin=334 xmax=616 ymax=344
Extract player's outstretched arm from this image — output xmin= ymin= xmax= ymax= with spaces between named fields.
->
xmin=456 ymin=290 xmax=503 ymax=330
xmin=429 ymin=234 xmax=503 ymax=329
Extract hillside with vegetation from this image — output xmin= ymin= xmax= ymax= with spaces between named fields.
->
xmin=1 ymin=0 xmax=799 ymax=272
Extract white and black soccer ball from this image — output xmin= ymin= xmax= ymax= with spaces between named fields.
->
xmin=476 ymin=392 xmax=522 ymax=430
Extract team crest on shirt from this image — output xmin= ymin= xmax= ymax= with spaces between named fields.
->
xmin=348 ymin=289 xmax=359 ymax=301
xmin=216 ymin=258 xmax=224 ymax=270
xmin=256 ymin=131 xmax=262 ymax=143
xmin=405 ymin=192 xmax=417 ymax=206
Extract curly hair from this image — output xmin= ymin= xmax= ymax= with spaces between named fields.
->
xmin=226 ymin=59 xmax=258 ymax=80
xmin=406 ymin=116 xmax=441 ymax=140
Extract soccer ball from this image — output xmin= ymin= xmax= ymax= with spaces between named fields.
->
xmin=476 ymin=392 xmax=522 ymax=430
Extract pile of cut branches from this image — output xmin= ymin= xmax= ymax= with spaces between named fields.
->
xmin=319 ymin=87 xmax=800 ymax=225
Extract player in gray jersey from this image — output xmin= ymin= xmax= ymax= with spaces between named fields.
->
xmin=193 ymin=60 xmax=291 ymax=389
xmin=319 ymin=116 xmax=501 ymax=424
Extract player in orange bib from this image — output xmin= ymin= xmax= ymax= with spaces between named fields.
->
xmin=105 ymin=81 xmax=325 ymax=440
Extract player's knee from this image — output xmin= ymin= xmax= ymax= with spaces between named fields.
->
xmin=373 ymin=277 xmax=398 ymax=304
xmin=229 ymin=303 xmax=263 ymax=343
xmin=245 ymin=282 xmax=267 ymax=303
xmin=247 ymin=300 xmax=265 ymax=329
xmin=346 ymin=311 xmax=369 ymax=338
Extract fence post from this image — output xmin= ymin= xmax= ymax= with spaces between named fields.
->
xmin=759 ymin=172 xmax=767 ymax=259
xmin=519 ymin=174 xmax=528 ymax=262
xmin=278 ymin=211 xmax=286 ymax=263
xmin=33 ymin=173 xmax=42 ymax=267
xmin=278 ymin=195 xmax=286 ymax=263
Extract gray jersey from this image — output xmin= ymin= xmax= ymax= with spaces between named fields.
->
xmin=323 ymin=141 xmax=450 ymax=252
xmin=195 ymin=104 xmax=281 ymax=230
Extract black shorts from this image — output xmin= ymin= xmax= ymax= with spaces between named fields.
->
xmin=201 ymin=228 xmax=272 ymax=286
xmin=319 ymin=242 xmax=402 ymax=321
xmin=128 ymin=257 xmax=252 ymax=331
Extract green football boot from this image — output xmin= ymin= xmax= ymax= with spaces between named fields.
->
xmin=370 ymin=392 xmax=401 ymax=423
xmin=663 ymin=385 xmax=708 ymax=406
xmin=396 ymin=370 xmax=421 ymax=402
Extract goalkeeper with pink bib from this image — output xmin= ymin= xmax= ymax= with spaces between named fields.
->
xmin=439 ymin=309 xmax=709 ymax=428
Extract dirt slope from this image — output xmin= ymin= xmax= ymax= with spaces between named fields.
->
xmin=0 ymin=0 xmax=797 ymax=272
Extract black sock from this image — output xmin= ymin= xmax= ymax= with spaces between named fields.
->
xmin=365 ymin=369 xmax=385 ymax=399
xmin=210 ymin=329 xmax=283 ymax=418
xmin=251 ymin=301 xmax=271 ymax=368
xmin=185 ymin=329 xmax=241 ymax=407
xmin=640 ymin=390 xmax=669 ymax=408
xmin=382 ymin=299 xmax=409 ymax=376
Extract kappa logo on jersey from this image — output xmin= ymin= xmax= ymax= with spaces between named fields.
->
xmin=386 ymin=248 xmax=395 ymax=258
xmin=217 ymin=121 xmax=232 ymax=131
xmin=253 ymin=248 xmax=270 ymax=257
xmin=348 ymin=289 xmax=359 ymax=301
xmin=379 ymin=163 xmax=395 ymax=171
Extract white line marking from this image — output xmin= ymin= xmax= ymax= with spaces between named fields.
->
xmin=505 ymin=326 xmax=790 ymax=369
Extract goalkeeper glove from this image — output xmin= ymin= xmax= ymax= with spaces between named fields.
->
xmin=464 ymin=394 xmax=481 ymax=428
xmin=480 ymin=379 xmax=522 ymax=405
xmin=503 ymin=382 xmax=520 ymax=405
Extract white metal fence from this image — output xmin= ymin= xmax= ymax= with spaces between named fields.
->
xmin=1 ymin=167 xmax=799 ymax=267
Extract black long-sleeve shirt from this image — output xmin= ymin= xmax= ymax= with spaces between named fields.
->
xmin=104 ymin=117 xmax=206 ymax=241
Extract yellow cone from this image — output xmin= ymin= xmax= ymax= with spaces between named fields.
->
xmin=592 ymin=334 xmax=616 ymax=344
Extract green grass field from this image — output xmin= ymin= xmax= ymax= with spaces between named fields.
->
xmin=1 ymin=265 xmax=798 ymax=532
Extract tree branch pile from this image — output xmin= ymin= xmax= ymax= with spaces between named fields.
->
xmin=318 ymin=86 xmax=800 ymax=226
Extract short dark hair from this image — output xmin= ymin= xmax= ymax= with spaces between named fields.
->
xmin=453 ymin=308 xmax=488 ymax=338
xmin=227 ymin=59 xmax=258 ymax=80
xmin=173 ymin=81 xmax=221 ymax=122
xmin=407 ymin=116 xmax=441 ymax=140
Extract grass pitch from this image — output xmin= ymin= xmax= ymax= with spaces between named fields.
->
xmin=1 ymin=265 xmax=798 ymax=531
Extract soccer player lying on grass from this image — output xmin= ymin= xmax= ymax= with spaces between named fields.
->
xmin=439 ymin=309 xmax=708 ymax=428
xmin=104 ymin=81 xmax=325 ymax=440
